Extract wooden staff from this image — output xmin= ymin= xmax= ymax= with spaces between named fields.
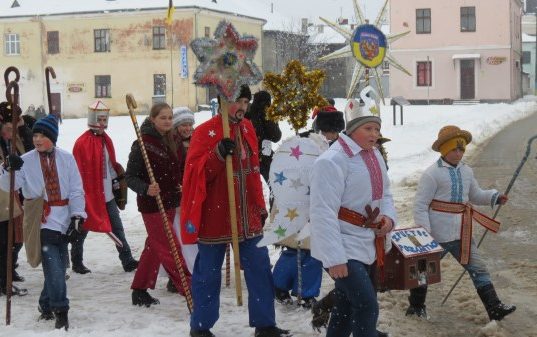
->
xmin=3 ymin=66 xmax=20 ymax=86
xmin=4 ymin=80 xmax=20 ymax=325
xmin=219 ymin=99 xmax=243 ymax=306
xmin=44 ymin=67 xmax=57 ymax=119
xmin=125 ymin=94 xmax=193 ymax=313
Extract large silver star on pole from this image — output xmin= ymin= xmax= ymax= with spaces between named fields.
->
xmin=190 ymin=20 xmax=263 ymax=101
xmin=319 ymin=0 xmax=411 ymax=101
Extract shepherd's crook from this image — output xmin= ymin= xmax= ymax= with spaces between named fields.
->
xmin=45 ymin=67 xmax=57 ymax=119
xmin=219 ymin=99 xmax=243 ymax=306
xmin=5 ymin=80 xmax=20 ymax=325
xmin=442 ymin=134 xmax=537 ymax=305
xmin=125 ymin=94 xmax=193 ymax=313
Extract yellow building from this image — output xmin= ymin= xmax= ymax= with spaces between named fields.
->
xmin=0 ymin=1 xmax=265 ymax=116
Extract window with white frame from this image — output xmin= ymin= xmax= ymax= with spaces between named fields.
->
xmin=5 ymin=33 xmax=20 ymax=55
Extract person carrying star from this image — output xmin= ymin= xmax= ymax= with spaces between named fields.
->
xmin=180 ymin=85 xmax=290 ymax=337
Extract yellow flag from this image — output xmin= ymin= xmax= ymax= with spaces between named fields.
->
xmin=165 ymin=0 xmax=175 ymax=25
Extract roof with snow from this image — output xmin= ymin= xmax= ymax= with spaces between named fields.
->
xmin=0 ymin=0 xmax=294 ymax=31
xmin=391 ymin=227 xmax=443 ymax=258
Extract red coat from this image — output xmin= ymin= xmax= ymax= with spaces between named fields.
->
xmin=180 ymin=114 xmax=266 ymax=244
xmin=73 ymin=130 xmax=121 ymax=232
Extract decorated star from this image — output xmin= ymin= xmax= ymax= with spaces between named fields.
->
xmin=285 ymin=208 xmax=299 ymax=221
xmin=274 ymin=225 xmax=287 ymax=239
xmin=208 ymin=130 xmax=216 ymax=137
xmin=289 ymin=145 xmax=303 ymax=160
xmin=264 ymin=60 xmax=328 ymax=132
xmin=190 ymin=20 xmax=263 ymax=101
xmin=290 ymin=178 xmax=304 ymax=190
xmin=273 ymin=171 xmax=287 ymax=186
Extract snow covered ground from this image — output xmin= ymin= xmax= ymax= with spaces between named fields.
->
xmin=1 ymin=97 xmax=536 ymax=336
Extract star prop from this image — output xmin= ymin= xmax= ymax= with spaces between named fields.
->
xmin=318 ymin=0 xmax=411 ymax=101
xmin=190 ymin=20 xmax=263 ymax=101
xmin=289 ymin=145 xmax=303 ymax=160
xmin=273 ymin=171 xmax=287 ymax=186
xmin=264 ymin=60 xmax=328 ymax=132
xmin=290 ymin=178 xmax=304 ymax=190
xmin=274 ymin=225 xmax=287 ymax=239
xmin=285 ymin=208 xmax=299 ymax=221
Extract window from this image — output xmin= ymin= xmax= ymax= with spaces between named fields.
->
xmin=416 ymin=8 xmax=431 ymax=34
xmin=204 ymin=26 xmax=210 ymax=38
xmin=153 ymin=74 xmax=166 ymax=96
xmin=523 ymin=51 xmax=531 ymax=64
xmin=153 ymin=26 xmax=166 ymax=50
xmin=95 ymin=75 xmax=111 ymax=98
xmin=416 ymin=61 xmax=432 ymax=87
xmin=47 ymin=31 xmax=59 ymax=54
xmin=460 ymin=7 xmax=476 ymax=32
xmin=4 ymin=33 xmax=20 ymax=55
xmin=94 ymin=29 xmax=110 ymax=52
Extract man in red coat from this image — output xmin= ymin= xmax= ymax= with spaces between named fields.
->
xmin=181 ymin=85 xmax=290 ymax=337
xmin=71 ymin=101 xmax=138 ymax=273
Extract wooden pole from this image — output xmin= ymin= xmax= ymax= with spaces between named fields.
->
xmin=4 ymin=80 xmax=20 ymax=325
xmin=125 ymin=94 xmax=193 ymax=313
xmin=45 ymin=67 xmax=56 ymax=117
xmin=219 ymin=99 xmax=243 ymax=306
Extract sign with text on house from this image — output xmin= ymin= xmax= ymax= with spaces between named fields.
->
xmin=67 ymin=83 xmax=85 ymax=93
xmin=391 ymin=227 xmax=443 ymax=257
xmin=180 ymin=45 xmax=188 ymax=79
xmin=486 ymin=57 xmax=507 ymax=65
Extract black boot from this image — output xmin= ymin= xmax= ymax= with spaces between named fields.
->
xmin=72 ymin=263 xmax=91 ymax=274
xmin=167 ymin=278 xmax=178 ymax=293
xmin=132 ymin=289 xmax=160 ymax=307
xmin=477 ymin=284 xmax=516 ymax=321
xmin=377 ymin=330 xmax=390 ymax=337
xmin=38 ymin=305 xmax=54 ymax=321
xmin=12 ymin=270 xmax=24 ymax=282
xmin=254 ymin=326 xmax=292 ymax=337
xmin=54 ymin=310 xmax=69 ymax=330
xmin=300 ymin=297 xmax=317 ymax=309
xmin=123 ymin=259 xmax=139 ymax=272
xmin=406 ymin=286 xmax=428 ymax=319
xmin=274 ymin=288 xmax=293 ymax=305
xmin=190 ymin=329 xmax=216 ymax=337
xmin=311 ymin=289 xmax=336 ymax=330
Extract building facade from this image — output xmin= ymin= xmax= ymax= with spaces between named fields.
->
xmin=0 ymin=3 xmax=264 ymax=116
xmin=390 ymin=0 xmax=523 ymax=103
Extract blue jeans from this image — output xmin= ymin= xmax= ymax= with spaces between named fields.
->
xmin=106 ymin=200 xmax=134 ymax=265
xmin=273 ymin=248 xmax=322 ymax=298
xmin=190 ymin=236 xmax=276 ymax=330
xmin=39 ymin=229 xmax=69 ymax=313
xmin=440 ymin=239 xmax=491 ymax=288
xmin=327 ymin=260 xmax=378 ymax=337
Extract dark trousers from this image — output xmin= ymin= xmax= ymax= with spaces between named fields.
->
xmin=273 ymin=248 xmax=323 ymax=298
xmin=190 ymin=236 xmax=276 ymax=330
xmin=39 ymin=229 xmax=69 ymax=312
xmin=0 ymin=220 xmax=22 ymax=287
xmin=69 ymin=200 xmax=134 ymax=266
xmin=327 ymin=260 xmax=378 ymax=337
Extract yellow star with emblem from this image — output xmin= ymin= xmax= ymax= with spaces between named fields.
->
xmin=284 ymin=208 xmax=299 ymax=221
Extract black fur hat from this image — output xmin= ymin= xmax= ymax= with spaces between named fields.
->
xmin=313 ymin=106 xmax=345 ymax=133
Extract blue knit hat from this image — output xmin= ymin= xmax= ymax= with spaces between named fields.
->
xmin=33 ymin=114 xmax=59 ymax=144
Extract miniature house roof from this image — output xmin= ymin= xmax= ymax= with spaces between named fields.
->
xmin=89 ymin=100 xmax=109 ymax=112
xmin=391 ymin=227 xmax=443 ymax=258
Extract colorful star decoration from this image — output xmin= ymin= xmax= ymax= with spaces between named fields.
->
xmin=285 ymin=208 xmax=299 ymax=221
xmin=190 ymin=20 xmax=263 ymax=101
xmin=264 ymin=60 xmax=328 ymax=132
xmin=289 ymin=145 xmax=303 ymax=160
xmin=290 ymin=178 xmax=304 ymax=190
xmin=274 ymin=225 xmax=287 ymax=239
xmin=273 ymin=171 xmax=287 ymax=186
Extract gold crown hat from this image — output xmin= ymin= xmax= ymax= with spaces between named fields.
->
xmin=431 ymin=125 xmax=472 ymax=152
xmin=88 ymin=100 xmax=110 ymax=129
xmin=344 ymin=98 xmax=381 ymax=135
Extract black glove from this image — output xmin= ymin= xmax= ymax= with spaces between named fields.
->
xmin=4 ymin=154 xmax=23 ymax=171
xmin=217 ymin=138 xmax=236 ymax=158
xmin=67 ymin=216 xmax=85 ymax=240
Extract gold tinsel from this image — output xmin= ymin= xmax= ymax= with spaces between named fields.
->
xmin=263 ymin=60 xmax=328 ymax=132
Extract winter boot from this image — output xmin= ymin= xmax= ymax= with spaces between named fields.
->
xmin=254 ymin=326 xmax=292 ymax=337
xmin=477 ymin=283 xmax=516 ymax=321
xmin=190 ymin=329 xmax=216 ymax=337
xmin=12 ymin=270 xmax=24 ymax=282
xmin=166 ymin=278 xmax=178 ymax=293
xmin=72 ymin=263 xmax=91 ymax=274
xmin=38 ymin=305 xmax=54 ymax=321
xmin=300 ymin=297 xmax=317 ymax=309
xmin=132 ymin=289 xmax=160 ymax=307
xmin=274 ymin=288 xmax=293 ymax=305
xmin=406 ymin=286 xmax=429 ymax=319
xmin=377 ymin=330 xmax=390 ymax=337
xmin=311 ymin=289 xmax=336 ymax=330
xmin=123 ymin=259 xmax=139 ymax=272
xmin=54 ymin=310 xmax=69 ymax=330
